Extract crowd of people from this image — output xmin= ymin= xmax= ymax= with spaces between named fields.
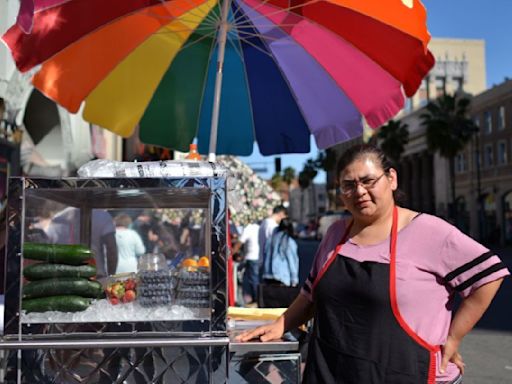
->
xmin=232 ymin=205 xmax=300 ymax=307
xmin=26 ymin=206 xmax=205 ymax=279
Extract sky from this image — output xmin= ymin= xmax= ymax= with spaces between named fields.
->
xmin=241 ymin=0 xmax=512 ymax=182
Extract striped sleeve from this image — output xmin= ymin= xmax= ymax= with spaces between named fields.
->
xmin=300 ymin=220 xmax=347 ymax=302
xmin=441 ymin=227 xmax=510 ymax=298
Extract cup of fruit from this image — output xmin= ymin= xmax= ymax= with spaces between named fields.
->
xmin=105 ymin=273 xmax=137 ymax=305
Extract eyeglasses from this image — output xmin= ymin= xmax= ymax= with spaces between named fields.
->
xmin=339 ymin=173 xmax=386 ymax=195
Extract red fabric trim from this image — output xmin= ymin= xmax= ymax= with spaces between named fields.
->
xmin=227 ymin=212 xmax=234 ymax=306
xmin=427 ymin=350 xmax=438 ymax=384
xmin=389 ymin=206 xmax=438 ymax=353
xmin=311 ymin=220 xmax=353 ymax=293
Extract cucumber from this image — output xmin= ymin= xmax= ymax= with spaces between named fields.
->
xmin=22 ymin=295 xmax=92 ymax=313
xmin=24 ymin=243 xmax=94 ymax=265
xmin=23 ymin=278 xmax=103 ymax=299
xmin=24 ymin=263 xmax=96 ymax=280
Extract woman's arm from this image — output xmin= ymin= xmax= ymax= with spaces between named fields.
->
xmin=441 ymin=278 xmax=504 ymax=373
xmin=236 ymin=293 xmax=315 ymax=342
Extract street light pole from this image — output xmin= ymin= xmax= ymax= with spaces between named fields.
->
xmin=474 ymin=131 xmax=484 ymax=241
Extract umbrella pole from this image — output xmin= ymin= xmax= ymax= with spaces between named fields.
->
xmin=207 ymin=0 xmax=232 ymax=163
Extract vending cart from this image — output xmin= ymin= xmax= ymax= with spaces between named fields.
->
xmin=0 ymin=161 xmax=301 ymax=383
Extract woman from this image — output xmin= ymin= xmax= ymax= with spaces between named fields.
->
xmin=237 ymin=144 xmax=509 ymax=383
xmin=261 ymin=217 xmax=299 ymax=287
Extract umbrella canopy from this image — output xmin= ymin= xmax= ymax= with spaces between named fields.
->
xmin=2 ymin=0 xmax=435 ymax=156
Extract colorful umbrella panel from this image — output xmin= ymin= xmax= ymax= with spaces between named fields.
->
xmin=2 ymin=0 xmax=435 ymax=155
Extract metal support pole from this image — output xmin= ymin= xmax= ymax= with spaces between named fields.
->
xmin=475 ymin=132 xmax=484 ymax=241
xmin=208 ymin=0 xmax=232 ymax=163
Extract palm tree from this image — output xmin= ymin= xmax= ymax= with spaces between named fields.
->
xmin=299 ymin=160 xmax=318 ymax=222
xmin=377 ymin=119 xmax=409 ymax=163
xmin=270 ymin=172 xmax=283 ymax=191
xmin=420 ymin=93 xmax=478 ymax=221
xmin=282 ymin=166 xmax=296 ymax=203
xmin=314 ymin=149 xmax=337 ymax=209
xmin=282 ymin=167 xmax=296 ymax=189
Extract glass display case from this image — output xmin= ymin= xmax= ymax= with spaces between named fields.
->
xmin=1 ymin=163 xmax=230 ymax=382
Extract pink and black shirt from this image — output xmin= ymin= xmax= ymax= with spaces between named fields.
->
xmin=301 ymin=213 xmax=510 ymax=382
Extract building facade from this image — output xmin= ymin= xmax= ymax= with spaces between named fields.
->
xmin=395 ymin=38 xmax=488 ymax=222
xmin=289 ymin=183 xmax=328 ymax=224
xmin=455 ymin=80 xmax=512 ymax=244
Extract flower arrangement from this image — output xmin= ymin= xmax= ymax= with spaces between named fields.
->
xmin=216 ymin=156 xmax=281 ymax=227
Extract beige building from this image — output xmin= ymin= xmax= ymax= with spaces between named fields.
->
xmin=392 ymin=38 xmax=488 ymax=216
xmin=405 ymin=38 xmax=486 ymax=112
xmin=455 ymin=79 xmax=512 ymax=244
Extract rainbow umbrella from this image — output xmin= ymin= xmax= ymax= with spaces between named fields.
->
xmin=2 ymin=0 xmax=434 ymax=160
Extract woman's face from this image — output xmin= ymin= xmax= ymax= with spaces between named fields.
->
xmin=338 ymin=156 xmax=397 ymax=220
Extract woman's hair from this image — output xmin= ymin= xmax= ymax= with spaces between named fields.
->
xmin=335 ymin=143 xmax=404 ymax=203
xmin=336 ymin=143 xmax=395 ymax=177
xmin=277 ymin=217 xmax=295 ymax=238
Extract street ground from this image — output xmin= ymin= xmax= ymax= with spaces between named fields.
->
xmin=297 ymin=240 xmax=512 ymax=383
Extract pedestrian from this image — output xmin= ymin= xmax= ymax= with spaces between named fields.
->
xmin=131 ymin=210 xmax=155 ymax=251
xmin=233 ymin=220 xmax=261 ymax=305
xmin=147 ymin=222 xmax=180 ymax=265
xmin=261 ymin=217 xmax=299 ymax=288
xmin=258 ymin=205 xmax=288 ymax=271
xmin=113 ymin=213 xmax=145 ymax=273
xmin=237 ymin=143 xmax=509 ymax=384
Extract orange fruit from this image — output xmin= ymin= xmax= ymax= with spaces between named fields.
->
xmin=198 ymin=256 xmax=210 ymax=268
xmin=182 ymin=258 xmax=198 ymax=268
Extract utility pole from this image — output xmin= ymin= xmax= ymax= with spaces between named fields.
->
xmin=474 ymin=131 xmax=484 ymax=241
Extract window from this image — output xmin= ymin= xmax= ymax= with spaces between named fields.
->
xmin=484 ymin=111 xmax=492 ymax=134
xmin=498 ymin=141 xmax=507 ymax=165
xmin=404 ymin=98 xmax=413 ymax=112
xmin=474 ymin=151 xmax=481 ymax=169
xmin=498 ymin=106 xmax=506 ymax=130
xmin=452 ymin=76 xmax=464 ymax=90
xmin=455 ymin=153 xmax=466 ymax=173
xmin=435 ymin=76 xmax=445 ymax=97
xmin=484 ymin=144 xmax=494 ymax=167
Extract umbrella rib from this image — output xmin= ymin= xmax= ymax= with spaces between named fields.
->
xmin=175 ymin=29 xmax=218 ymax=53
xmin=143 ymin=7 xmax=218 ymax=25
xmin=234 ymin=29 xmax=282 ymax=43
xmin=226 ymin=32 xmax=245 ymax=61
xmin=153 ymin=0 xmax=222 ymax=25
xmin=235 ymin=35 xmax=275 ymax=58
xmin=229 ymin=0 xmax=277 ymax=25
xmin=153 ymin=25 xmax=216 ymax=34
xmin=232 ymin=0 xmax=320 ymax=27
xmin=234 ymin=23 xmax=301 ymax=29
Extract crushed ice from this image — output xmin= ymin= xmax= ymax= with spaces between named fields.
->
xmin=21 ymin=299 xmax=208 ymax=324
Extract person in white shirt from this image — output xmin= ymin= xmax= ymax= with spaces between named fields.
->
xmin=114 ymin=214 xmax=145 ymax=274
xmin=237 ymin=222 xmax=261 ymax=304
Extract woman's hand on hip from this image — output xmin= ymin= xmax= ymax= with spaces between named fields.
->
xmin=440 ymin=335 xmax=465 ymax=375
